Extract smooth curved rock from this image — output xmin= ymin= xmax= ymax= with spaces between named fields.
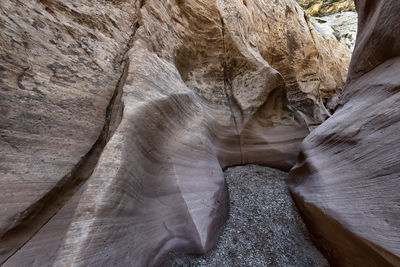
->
xmin=287 ymin=0 xmax=400 ymax=266
xmin=0 ymin=0 xmax=350 ymax=266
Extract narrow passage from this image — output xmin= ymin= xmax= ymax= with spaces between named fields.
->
xmin=176 ymin=165 xmax=328 ymax=266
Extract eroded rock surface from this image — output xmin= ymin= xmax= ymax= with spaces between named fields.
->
xmin=287 ymin=0 xmax=400 ymax=266
xmin=0 ymin=0 xmax=139 ymax=262
xmin=310 ymin=12 xmax=358 ymax=50
xmin=0 ymin=0 xmax=350 ymax=266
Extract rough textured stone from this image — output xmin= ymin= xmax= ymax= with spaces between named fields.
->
xmin=299 ymin=0 xmax=355 ymax=16
xmin=287 ymin=0 xmax=400 ymax=266
xmin=0 ymin=0 xmax=350 ymax=266
xmin=181 ymin=165 xmax=328 ymax=267
xmin=241 ymin=0 xmax=351 ymax=125
xmin=310 ymin=11 xmax=358 ymax=50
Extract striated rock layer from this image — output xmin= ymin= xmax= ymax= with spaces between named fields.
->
xmin=0 ymin=0 xmax=350 ymax=266
xmin=287 ymin=0 xmax=400 ymax=266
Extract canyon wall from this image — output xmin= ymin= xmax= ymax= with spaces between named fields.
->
xmin=287 ymin=0 xmax=400 ymax=266
xmin=0 ymin=0 xmax=351 ymax=266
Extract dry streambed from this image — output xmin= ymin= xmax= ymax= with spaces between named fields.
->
xmin=174 ymin=165 xmax=328 ymax=267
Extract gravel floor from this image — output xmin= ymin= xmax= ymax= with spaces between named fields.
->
xmin=173 ymin=164 xmax=328 ymax=267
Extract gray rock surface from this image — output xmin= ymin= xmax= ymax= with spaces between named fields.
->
xmin=177 ymin=165 xmax=328 ymax=267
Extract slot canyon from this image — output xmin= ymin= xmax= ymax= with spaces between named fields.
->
xmin=0 ymin=0 xmax=399 ymax=266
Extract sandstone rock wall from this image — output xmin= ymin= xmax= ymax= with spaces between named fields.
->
xmin=287 ymin=0 xmax=400 ymax=266
xmin=0 ymin=0 xmax=140 ymax=262
xmin=0 ymin=0 xmax=350 ymax=265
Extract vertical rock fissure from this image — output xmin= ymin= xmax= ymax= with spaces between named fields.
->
xmin=220 ymin=16 xmax=244 ymax=164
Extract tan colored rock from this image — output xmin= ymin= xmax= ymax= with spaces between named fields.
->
xmin=299 ymin=0 xmax=355 ymax=16
xmin=0 ymin=0 xmax=350 ymax=265
xmin=287 ymin=0 xmax=400 ymax=266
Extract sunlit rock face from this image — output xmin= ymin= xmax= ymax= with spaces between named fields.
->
xmin=298 ymin=0 xmax=357 ymax=51
xmin=310 ymin=12 xmax=358 ymax=50
xmin=299 ymin=0 xmax=355 ymax=16
xmin=287 ymin=0 xmax=400 ymax=266
xmin=0 ymin=0 xmax=350 ymax=266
